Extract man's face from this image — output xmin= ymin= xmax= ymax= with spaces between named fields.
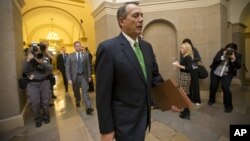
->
xmin=74 ymin=43 xmax=82 ymax=52
xmin=61 ymin=47 xmax=66 ymax=53
xmin=119 ymin=4 xmax=143 ymax=39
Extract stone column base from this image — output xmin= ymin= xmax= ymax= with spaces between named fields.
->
xmin=0 ymin=102 xmax=28 ymax=132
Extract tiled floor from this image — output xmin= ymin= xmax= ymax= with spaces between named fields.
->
xmin=0 ymin=72 xmax=250 ymax=141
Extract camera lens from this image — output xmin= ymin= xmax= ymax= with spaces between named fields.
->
xmin=226 ymin=48 xmax=234 ymax=56
xmin=36 ymin=53 xmax=43 ymax=59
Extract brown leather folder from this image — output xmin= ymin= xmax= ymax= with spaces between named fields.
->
xmin=152 ymin=79 xmax=193 ymax=111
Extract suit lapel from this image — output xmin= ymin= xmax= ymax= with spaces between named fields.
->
xmin=119 ymin=34 xmax=147 ymax=85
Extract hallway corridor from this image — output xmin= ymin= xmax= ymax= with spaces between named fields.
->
xmin=0 ymin=72 xmax=250 ymax=141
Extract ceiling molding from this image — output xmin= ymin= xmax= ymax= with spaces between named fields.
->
xmin=141 ymin=0 xmax=222 ymax=12
xmin=45 ymin=0 xmax=85 ymax=8
xmin=18 ymin=0 xmax=25 ymax=7
xmin=13 ymin=0 xmax=25 ymax=10
xmin=27 ymin=24 xmax=73 ymax=43
xmin=22 ymin=6 xmax=85 ymax=38
xmin=92 ymin=0 xmax=222 ymax=22
xmin=92 ymin=1 xmax=118 ymax=22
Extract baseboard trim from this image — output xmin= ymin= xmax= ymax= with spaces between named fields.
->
xmin=200 ymin=90 xmax=224 ymax=103
xmin=0 ymin=101 xmax=29 ymax=132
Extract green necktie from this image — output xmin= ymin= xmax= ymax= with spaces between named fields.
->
xmin=134 ymin=42 xmax=147 ymax=81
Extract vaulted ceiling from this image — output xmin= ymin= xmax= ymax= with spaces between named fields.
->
xmin=22 ymin=0 xmax=95 ymax=53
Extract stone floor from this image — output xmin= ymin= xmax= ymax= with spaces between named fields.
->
xmin=0 ymin=72 xmax=250 ymax=141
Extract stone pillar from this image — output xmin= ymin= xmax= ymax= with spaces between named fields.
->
xmin=0 ymin=0 xmax=26 ymax=131
xmin=92 ymin=2 xmax=120 ymax=45
xmin=232 ymin=23 xmax=246 ymax=84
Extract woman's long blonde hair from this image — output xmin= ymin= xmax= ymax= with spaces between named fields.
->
xmin=181 ymin=42 xmax=193 ymax=59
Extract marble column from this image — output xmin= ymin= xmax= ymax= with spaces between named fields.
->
xmin=232 ymin=23 xmax=246 ymax=84
xmin=0 ymin=0 xmax=26 ymax=131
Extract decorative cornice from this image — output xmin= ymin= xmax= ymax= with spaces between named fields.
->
xmin=12 ymin=0 xmax=25 ymax=11
xmin=18 ymin=0 xmax=25 ymax=7
xmin=232 ymin=23 xmax=247 ymax=33
xmin=141 ymin=0 xmax=222 ymax=12
xmin=92 ymin=1 xmax=118 ymax=22
xmin=45 ymin=0 xmax=85 ymax=8
xmin=92 ymin=0 xmax=222 ymax=22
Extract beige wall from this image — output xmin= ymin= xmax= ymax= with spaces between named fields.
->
xmin=93 ymin=2 xmax=227 ymax=90
xmin=143 ymin=20 xmax=177 ymax=82
xmin=0 ymin=0 xmax=25 ymax=131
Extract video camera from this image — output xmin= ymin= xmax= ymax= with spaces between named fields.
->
xmin=225 ymin=47 xmax=234 ymax=56
xmin=30 ymin=43 xmax=43 ymax=59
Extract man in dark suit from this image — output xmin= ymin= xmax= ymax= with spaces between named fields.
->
xmin=66 ymin=41 xmax=93 ymax=115
xmin=56 ymin=46 xmax=68 ymax=92
xmin=95 ymin=2 xmax=164 ymax=141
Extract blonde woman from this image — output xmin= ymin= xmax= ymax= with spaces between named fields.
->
xmin=173 ymin=42 xmax=193 ymax=120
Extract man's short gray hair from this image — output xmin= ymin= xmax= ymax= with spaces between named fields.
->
xmin=117 ymin=2 xmax=139 ymax=28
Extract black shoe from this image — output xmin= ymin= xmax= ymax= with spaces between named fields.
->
xmin=208 ymin=101 xmax=215 ymax=105
xmin=35 ymin=120 xmax=42 ymax=128
xmin=179 ymin=110 xmax=185 ymax=116
xmin=179 ymin=109 xmax=190 ymax=120
xmin=76 ymin=102 xmax=80 ymax=107
xmin=179 ymin=114 xmax=190 ymax=120
xmin=52 ymin=95 xmax=57 ymax=99
xmin=224 ymin=107 xmax=233 ymax=113
xmin=86 ymin=108 xmax=94 ymax=115
xmin=44 ymin=118 xmax=50 ymax=124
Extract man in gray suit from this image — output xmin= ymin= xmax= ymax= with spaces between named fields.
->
xmin=66 ymin=41 xmax=93 ymax=115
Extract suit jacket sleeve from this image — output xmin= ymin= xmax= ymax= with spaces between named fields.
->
xmin=86 ymin=53 xmax=91 ymax=79
xmin=95 ymin=43 xmax=114 ymax=134
xmin=229 ymin=52 xmax=241 ymax=69
xmin=56 ymin=55 xmax=60 ymax=70
xmin=65 ymin=55 xmax=71 ymax=81
xmin=152 ymin=52 xmax=164 ymax=87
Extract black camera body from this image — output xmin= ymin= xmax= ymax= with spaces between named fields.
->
xmin=226 ymin=47 xmax=234 ymax=56
xmin=30 ymin=43 xmax=43 ymax=59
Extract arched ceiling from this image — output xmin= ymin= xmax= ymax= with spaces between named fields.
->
xmin=22 ymin=0 xmax=95 ymax=52
xmin=23 ymin=6 xmax=81 ymax=44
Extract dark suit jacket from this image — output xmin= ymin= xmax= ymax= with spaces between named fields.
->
xmin=56 ymin=53 xmax=68 ymax=72
xmin=95 ymin=33 xmax=163 ymax=139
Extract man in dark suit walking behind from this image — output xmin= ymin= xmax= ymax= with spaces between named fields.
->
xmin=66 ymin=41 xmax=93 ymax=115
xmin=95 ymin=2 xmax=168 ymax=141
xmin=56 ymin=46 xmax=68 ymax=93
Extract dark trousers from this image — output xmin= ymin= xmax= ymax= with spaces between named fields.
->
xmin=27 ymin=80 xmax=51 ymax=121
xmin=114 ymin=107 xmax=148 ymax=141
xmin=190 ymin=69 xmax=201 ymax=103
xmin=88 ymin=76 xmax=94 ymax=92
xmin=209 ymin=71 xmax=233 ymax=109
xmin=60 ymin=70 xmax=68 ymax=92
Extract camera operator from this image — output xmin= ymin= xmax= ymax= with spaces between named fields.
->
xmin=39 ymin=41 xmax=57 ymax=100
xmin=208 ymin=43 xmax=242 ymax=113
xmin=23 ymin=44 xmax=53 ymax=127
